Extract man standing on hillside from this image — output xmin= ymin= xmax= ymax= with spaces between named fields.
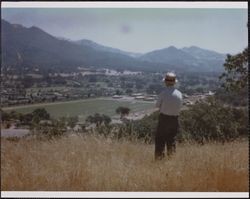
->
xmin=155 ymin=72 xmax=182 ymax=160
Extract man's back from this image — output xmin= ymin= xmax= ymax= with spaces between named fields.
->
xmin=156 ymin=87 xmax=182 ymax=116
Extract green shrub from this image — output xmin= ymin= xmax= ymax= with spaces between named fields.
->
xmin=179 ymin=97 xmax=248 ymax=143
xmin=31 ymin=119 xmax=66 ymax=139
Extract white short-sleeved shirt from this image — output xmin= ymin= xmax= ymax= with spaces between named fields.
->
xmin=156 ymin=87 xmax=183 ymax=116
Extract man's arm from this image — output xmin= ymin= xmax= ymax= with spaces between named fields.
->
xmin=155 ymin=93 xmax=162 ymax=109
xmin=178 ymin=92 xmax=183 ymax=109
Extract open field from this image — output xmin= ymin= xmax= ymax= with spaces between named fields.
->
xmin=2 ymin=98 xmax=154 ymax=122
xmin=1 ymin=134 xmax=248 ymax=192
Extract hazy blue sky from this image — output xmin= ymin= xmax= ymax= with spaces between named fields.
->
xmin=2 ymin=8 xmax=248 ymax=54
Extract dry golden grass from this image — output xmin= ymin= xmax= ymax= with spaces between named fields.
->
xmin=1 ymin=134 xmax=249 ymax=191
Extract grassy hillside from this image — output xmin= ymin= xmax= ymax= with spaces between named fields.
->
xmin=1 ymin=134 xmax=248 ymax=191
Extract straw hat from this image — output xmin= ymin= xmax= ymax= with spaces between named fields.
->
xmin=162 ymin=72 xmax=178 ymax=83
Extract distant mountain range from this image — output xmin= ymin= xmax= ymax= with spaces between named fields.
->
xmin=1 ymin=19 xmax=226 ymax=73
xmin=75 ymin=39 xmax=142 ymax=58
xmin=139 ymin=46 xmax=226 ymax=71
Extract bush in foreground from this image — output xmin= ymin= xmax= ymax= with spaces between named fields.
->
xmin=179 ymin=97 xmax=248 ymax=143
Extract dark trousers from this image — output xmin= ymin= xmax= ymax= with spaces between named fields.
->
xmin=155 ymin=113 xmax=179 ymax=160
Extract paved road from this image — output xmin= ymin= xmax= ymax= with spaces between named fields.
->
xmin=1 ymin=128 xmax=30 ymax=138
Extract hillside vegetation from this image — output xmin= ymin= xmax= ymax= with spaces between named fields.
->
xmin=1 ymin=134 xmax=248 ymax=191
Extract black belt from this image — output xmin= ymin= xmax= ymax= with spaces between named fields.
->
xmin=160 ymin=113 xmax=178 ymax=118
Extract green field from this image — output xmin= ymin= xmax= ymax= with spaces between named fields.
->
xmin=3 ymin=98 xmax=154 ymax=122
